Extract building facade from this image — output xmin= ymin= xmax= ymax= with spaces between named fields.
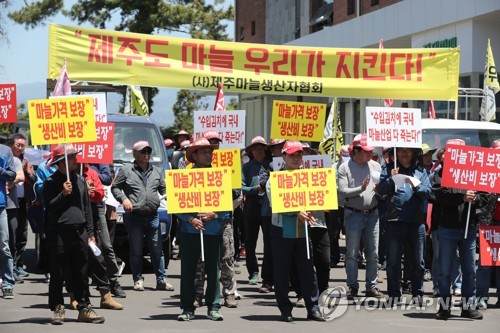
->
xmin=236 ymin=0 xmax=500 ymax=144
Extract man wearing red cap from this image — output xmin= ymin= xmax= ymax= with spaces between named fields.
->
xmin=338 ymin=134 xmax=383 ymax=299
xmin=111 ymin=141 xmax=172 ymax=292
xmin=42 ymin=144 xmax=104 ymax=324
xmin=266 ymin=140 xmax=324 ymax=322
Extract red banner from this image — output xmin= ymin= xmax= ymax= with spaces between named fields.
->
xmin=0 ymin=84 xmax=17 ymax=123
xmin=441 ymin=144 xmax=500 ymax=193
xmin=479 ymin=226 xmax=500 ymax=266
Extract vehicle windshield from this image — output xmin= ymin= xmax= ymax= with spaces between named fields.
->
xmin=423 ymin=128 xmax=500 ymax=151
xmin=112 ymin=121 xmax=165 ymax=167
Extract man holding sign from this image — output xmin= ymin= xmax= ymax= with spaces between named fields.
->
xmin=433 ymin=139 xmax=495 ymax=320
xmin=176 ymin=138 xmax=232 ymax=322
xmin=265 ymin=140 xmax=324 ymax=323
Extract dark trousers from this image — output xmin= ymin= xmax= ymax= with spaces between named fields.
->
xmin=244 ymin=198 xmax=264 ymax=276
xmin=261 ymin=216 xmax=273 ymax=285
xmin=48 ymin=225 xmax=90 ymax=311
xmin=180 ymin=232 xmax=221 ymax=313
xmin=272 ymin=236 xmax=319 ymax=316
xmin=15 ymin=198 xmax=28 ymax=267
xmin=326 ymin=208 xmax=343 ymax=264
xmin=310 ymin=227 xmax=331 ymax=293
xmin=233 ymin=206 xmax=243 ymax=259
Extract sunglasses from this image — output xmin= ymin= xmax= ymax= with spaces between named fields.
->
xmin=140 ymin=148 xmax=152 ymax=155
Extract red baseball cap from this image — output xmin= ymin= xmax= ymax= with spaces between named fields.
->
xmin=351 ymin=134 xmax=376 ymax=152
xmin=282 ymin=140 xmax=304 ymax=155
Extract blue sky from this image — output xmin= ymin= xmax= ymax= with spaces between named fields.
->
xmin=0 ymin=0 xmax=234 ymax=126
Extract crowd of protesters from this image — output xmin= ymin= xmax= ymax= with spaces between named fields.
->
xmin=0 ymin=129 xmax=499 ymax=324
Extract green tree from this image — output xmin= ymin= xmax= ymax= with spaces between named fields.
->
xmin=226 ymin=96 xmax=239 ymax=110
xmin=7 ymin=0 xmax=234 ymax=115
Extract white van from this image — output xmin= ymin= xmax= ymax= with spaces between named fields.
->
xmin=421 ymin=118 xmax=500 ymax=151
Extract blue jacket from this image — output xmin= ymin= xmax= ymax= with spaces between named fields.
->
xmin=0 ymin=144 xmax=17 ymax=208
xmin=378 ymin=161 xmax=431 ymax=223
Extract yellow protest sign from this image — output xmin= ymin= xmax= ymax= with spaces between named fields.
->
xmin=165 ymin=167 xmax=233 ymax=214
xmin=28 ymin=96 xmax=96 ymax=145
xmin=49 ymin=24 xmax=460 ymax=100
xmin=271 ymin=100 xmax=326 ymax=142
xmin=212 ymin=149 xmax=242 ymax=189
xmin=269 ymin=168 xmax=338 ymax=213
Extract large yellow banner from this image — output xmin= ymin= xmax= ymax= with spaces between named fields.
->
xmin=48 ymin=24 xmax=460 ymax=100
xmin=271 ymin=100 xmax=326 ymax=142
xmin=165 ymin=167 xmax=233 ymax=214
xmin=269 ymin=168 xmax=338 ymax=213
xmin=28 ymin=96 xmax=96 ymax=145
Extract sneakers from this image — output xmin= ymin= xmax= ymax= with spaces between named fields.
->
xmin=477 ymin=298 xmax=488 ymax=310
xmin=295 ymin=297 xmax=306 ymax=308
xmin=207 ymin=310 xmax=224 ymax=321
xmin=13 ymin=273 xmax=24 ymax=284
xmin=366 ymin=288 xmax=383 ymax=298
xmin=133 ymin=279 xmax=144 ymax=291
xmin=110 ymin=281 xmax=127 ymax=298
xmin=156 ymin=278 xmax=174 ymax=291
xmin=51 ymin=304 xmax=65 ymax=325
xmin=432 ymin=288 xmax=440 ymax=298
xmin=224 ymin=294 xmax=238 ymax=308
xmin=259 ymin=283 xmax=273 ymax=293
xmin=177 ymin=311 xmax=195 ymax=321
xmin=248 ymin=273 xmax=259 ymax=285
xmin=77 ymin=306 xmax=105 ymax=323
xmin=423 ymin=269 xmax=432 ymax=282
xmin=194 ymin=294 xmax=204 ymax=308
xmin=239 ymin=247 xmax=246 ymax=257
xmin=461 ymin=308 xmax=483 ymax=320
xmin=2 ymin=288 xmax=14 ymax=299
xmin=401 ymin=281 xmax=412 ymax=295
xmin=453 ymin=288 xmax=462 ymax=296
xmin=16 ymin=267 xmax=29 ymax=277
xmin=347 ymin=287 xmax=358 ymax=300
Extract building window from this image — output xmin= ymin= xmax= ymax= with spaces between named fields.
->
xmin=347 ymin=0 xmax=355 ymax=15
xmin=239 ymin=26 xmax=244 ymax=40
xmin=371 ymin=0 xmax=379 ymax=6
xmin=251 ymin=21 xmax=256 ymax=36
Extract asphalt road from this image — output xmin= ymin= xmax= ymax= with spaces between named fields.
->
xmin=1 ymin=231 xmax=499 ymax=332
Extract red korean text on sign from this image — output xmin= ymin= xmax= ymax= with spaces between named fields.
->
xmin=441 ymin=144 xmax=500 ymax=193
xmin=0 ymin=84 xmax=17 ymax=123
xmin=75 ymin=122 xmax=115 ymax=164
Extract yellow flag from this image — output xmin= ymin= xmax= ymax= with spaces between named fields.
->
xmin=319 ymin=98 xmax=343 ymax=162
xmin=480 ymin=39 xmax=500 ymax=122
xmin=130 ymin=85 xmax=149 ymax=116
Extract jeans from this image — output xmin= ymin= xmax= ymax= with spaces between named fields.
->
xmin=96 ymin=206 xmax=120 ymax=283
xmin=386 ymin=222 xmax=425 ymax=297
xmin=123 ymin=213 xmax=166 ymax=283
xmin=0 ymin=208 xmax=14 ymax=289
xmin=430 ymin=229 xmax=462 ymax=291
xmin=438 ymin=227 xmax=476 ymax=300
xmin=344 ymin=209 xmax=379 ymax=291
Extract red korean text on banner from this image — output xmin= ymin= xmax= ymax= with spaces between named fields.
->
xmin=74 ymin=122 xmax=114 ymax=164
xmin=479 ymin=226 xmax=500 ymax=266
xmin=0 ymin=84 xmax=17 ymax=123
xmin=441 ymin=144 xmax=500 ymax=193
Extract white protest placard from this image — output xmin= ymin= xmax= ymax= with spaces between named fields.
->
xmin=366 ymin=107 xmax=422 ymax=148
xmin=51 ymin=92 xmax=107 ymax=123
xmin=193 ymin=110 xmax=246 ymax=149
xmin=273 ymin=154 xmax=332 ymax=171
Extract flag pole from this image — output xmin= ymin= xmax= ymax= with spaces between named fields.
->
xmin=200 ymin=230 xmax=205 ymax=262
xmin=63 ymin=144 xmax=70 ymax=182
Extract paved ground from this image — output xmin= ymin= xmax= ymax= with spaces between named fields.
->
xmin=1 ymin=232 xmax=499 ymax=332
